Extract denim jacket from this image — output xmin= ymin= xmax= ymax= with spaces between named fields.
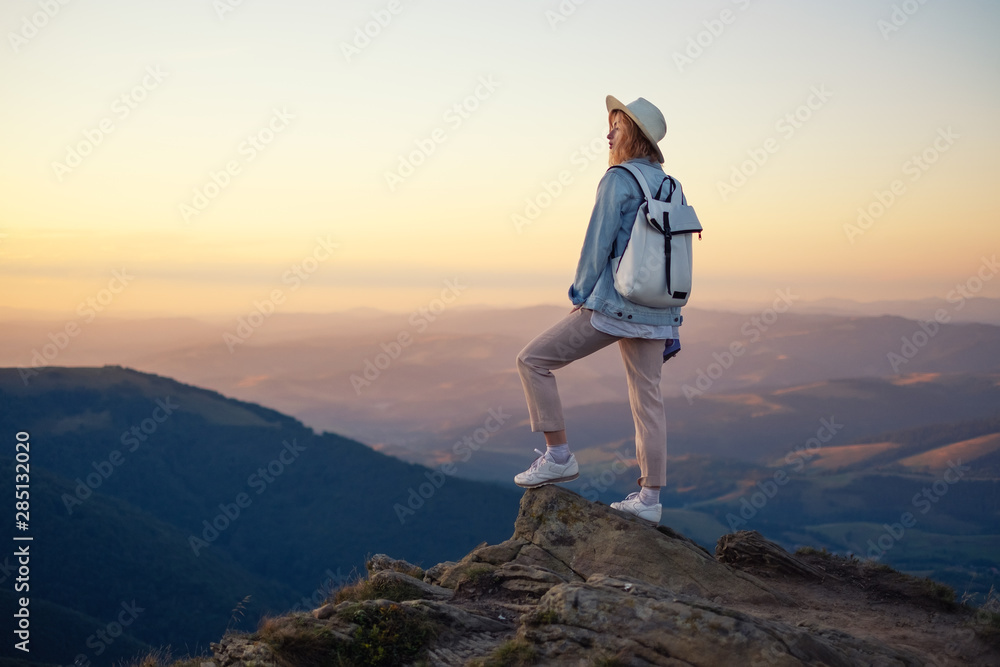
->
xmin=568 ymin=158 xmax=684 ymax=327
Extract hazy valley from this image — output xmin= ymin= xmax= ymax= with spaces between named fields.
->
xmin=1 ymin=300 xmax=999 ymax=662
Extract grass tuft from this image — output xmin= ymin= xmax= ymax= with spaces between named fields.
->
xmin=918 ymin=577 xmax=957 ymax=604
xmin=590 ymin=655 xmax=628 ymax=667
xmin=525 ymin=609 xmax=560 ymax=626
xmin=469 ymin=639 xmax=537 ymax=667
xmin=119 ymin=647 xmax=208 ymax=667
xmin=227 ymin=594 xmax=252 ymax=632
xmin=256 ymin=606 xmax=438 ymax=667
xmin=333 ymin=573 xmax=425 ymax=604
xmin=964 ymin=585 xmax=1000 ymax=641
xmin=861 ymin=560 xmax=896 ymax=574
xmin=458 ymin=564 xmax=498 ymax=588
xmin=339 ymin=603 xmax=438 ymax=666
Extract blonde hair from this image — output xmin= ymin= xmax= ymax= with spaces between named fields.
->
xmin=609 ymin=110 xmax=660 ymax=166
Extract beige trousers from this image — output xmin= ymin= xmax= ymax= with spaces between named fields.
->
xmin=515 ymin=308 xmax=667 ymax=488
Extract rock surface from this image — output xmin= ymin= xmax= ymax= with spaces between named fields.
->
xmin=368 ymin=553 xmax=426 ymax=578
xmin=520 ymin=574 xmax=920 ymax=666
xmin=207 ymin=486 xmax=999 ymax=666
xmin=716 ymin=530 xmax=830 ymax=580
xmin=512 ymin=484 xmax=782 ymax=604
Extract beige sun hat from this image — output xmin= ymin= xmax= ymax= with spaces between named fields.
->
xmin=606 ymin=95 xmax=666 ymax=163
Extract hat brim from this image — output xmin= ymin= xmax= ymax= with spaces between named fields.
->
xmin=606 ymin=95 xmax=664 ymax=163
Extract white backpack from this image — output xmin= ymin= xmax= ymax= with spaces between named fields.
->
xmin=611 ymin=163 xmax=702 ymax=308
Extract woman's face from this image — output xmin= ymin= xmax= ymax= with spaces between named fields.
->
xmin=607 ymin=115 xmax=621 ymax=152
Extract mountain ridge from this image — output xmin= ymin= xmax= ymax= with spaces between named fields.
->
xmin=3 ymin=306 xmax=999 ymax=453
xmin=0 ymin=365 xmax=522 ymax=664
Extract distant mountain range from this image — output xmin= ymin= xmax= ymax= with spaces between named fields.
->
xmin=3 ymin=295 xmax=999 ymax=325
xmin=0 ymin=366 xmax=521 ymax=665
xmin=435 ymin=371 xmax=1000 ymax=478
xmin=708 ymin=295 xmax=1000 ymax=325
xmin=2 ymin=303 xmax=999 ymax=461
xmin=663 ymin=413 xmax=1000 ymax=584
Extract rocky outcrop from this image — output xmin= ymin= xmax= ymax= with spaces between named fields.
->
xmin=425 ymin=485 xmax=782 ymax=609
xmin=208 ymin=486 xmax=998 ymax=666
xmin=520 ymin=574 xmax=919 ymax=666
xmin=511 ymin=484 xmax=782 ymax=604
xmin=716 ymin=530 xmax=830 ymax=580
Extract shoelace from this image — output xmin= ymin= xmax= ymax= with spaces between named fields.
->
xmin=623 ymin=491 xmax=657 ymax=507
xmin=526 ymin=448 xmax=550 ymax=472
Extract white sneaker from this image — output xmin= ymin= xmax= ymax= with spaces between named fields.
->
xmin=514 ymin=449 xmax=579 ymax=488
xmin=610 ymin=492 xmax=662 ymax=523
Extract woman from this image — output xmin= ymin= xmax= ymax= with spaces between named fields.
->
xmin=513 ymin=95 xmax=685 ymax=524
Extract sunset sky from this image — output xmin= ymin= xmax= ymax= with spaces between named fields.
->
xmin=1 ymin=0 xmax=998 ymax=318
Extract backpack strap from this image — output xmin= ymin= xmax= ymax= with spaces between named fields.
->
xmin=610 ymin=162 xmax=658 ymax=204
xmin=609 ymin=164 xmax=651 ymax=258
xmin=613 ymin=162 xmax=683 ymax=207
xmin=654 ymin=176 xmax=678 ymax=202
